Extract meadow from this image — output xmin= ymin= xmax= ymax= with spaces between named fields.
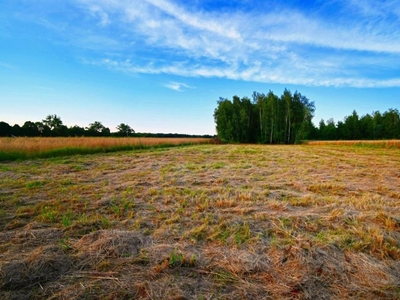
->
xmin=0 ymin=137 xmax=211 ymax=161
xmin=0 ymin=143 xmax=399 ymax=299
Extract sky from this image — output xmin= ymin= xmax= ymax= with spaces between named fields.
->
xmin=1 ymin=0 xmax=400 ymax=135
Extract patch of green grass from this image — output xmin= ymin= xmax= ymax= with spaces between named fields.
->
xmin=279 ymin=217 xmax=292 ymax=228
xmin=26 ymin=180 xmax=46 ymax=189
xmin=211 ymin=162 xmax=225 ymax=169
xmin=314 ymin=231 xmax=331 ymax=244
xmin=61 ymin=212 xmax=75 ymax=227
xmin=168 ymin=250 xmax=197 ymax=268
xmin=100 ymin=216 xmax=112 ymax=229
xmin=169 ymin=251 xmax=185 ymax=268
xmin=73 ymin=165 xmax=84 ymax=171
xmin=39 ymin=206 xmax=58 ymax=223
xmin=234 ymin=222 xmax=251 ymax=246
xmin=208 ymin=221 xmax=253 ymax=246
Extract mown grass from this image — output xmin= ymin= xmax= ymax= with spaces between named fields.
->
xmin=0 ymin=137 xmax=210 ymax=161
xmin=0 ymin=144 xmax=399 ymax=299
xmin=305 ymin=139 xmax=400 ymax=148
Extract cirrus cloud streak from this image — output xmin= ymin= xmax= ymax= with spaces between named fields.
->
xmin=19 ymin=0 xmax=400 ymax=87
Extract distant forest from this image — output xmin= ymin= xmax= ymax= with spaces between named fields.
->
xmin=0 ymin=115 xmax=213 ymax=138
xmin=214 ymin=89 xmax=400 ymax=143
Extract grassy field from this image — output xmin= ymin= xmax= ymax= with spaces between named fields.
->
xmin=0 ymin=143 xmax=399 ymax=299
xmin=0 ymin=137 xmax=211 ymax=161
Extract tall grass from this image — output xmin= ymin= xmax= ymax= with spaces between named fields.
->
xmin=0 ymin=137 xmax=210 ymax=161
xmin=305 ymin=140 xmax=400 ymax=148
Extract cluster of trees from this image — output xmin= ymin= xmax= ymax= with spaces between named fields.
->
xmin=0 ymin=114 xmax=135 ymax=137
xmin=313 ymin=109 xmax=400 ymax=140
xmin=214 ymin=89 xmax=400 ymax=143
xmin=214 ymin=89 xmax=315 ymax=144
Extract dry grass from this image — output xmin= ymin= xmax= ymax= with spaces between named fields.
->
xmin=306 ymin=140 xmax=400 ymax=148
xmin=0 ymin=137 xmax=210 ymax=160
xmin=0 ymin=144 xmax=399 ymax=299
xmin=0 ymin=136 xmax=210 ymax=152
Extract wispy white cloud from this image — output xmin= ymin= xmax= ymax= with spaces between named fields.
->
xmin=164 ymin=81 xmax=194 ymax=92
xmin=36 ymin=0 xmax=400 ymax=87
xmin=345 ymin=0 xmax=400 ymax=19
xmin=75 ymin=0 xmax=254 ymax=62
xmin=87 ymin=4 xmax=110 ymax=26
xmin=89 ymin=57 xmax=400 ymax=88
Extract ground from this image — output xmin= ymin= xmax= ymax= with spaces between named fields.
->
xmin=0 ymin=144 xmax=399 ymax=299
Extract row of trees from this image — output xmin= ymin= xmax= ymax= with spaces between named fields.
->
xmin=0 ymin=114 xmax=214 ymax=138
xmin=214 ymin=89 xmax=315 ymax=143
xmin=313 ymin=109 xmax=400 ymax=140
xmin=0 ymin=115 xmax=135 ymax=137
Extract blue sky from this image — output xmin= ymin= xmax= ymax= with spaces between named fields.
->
xmin=1 ymin=0 xmax=399 ymax=135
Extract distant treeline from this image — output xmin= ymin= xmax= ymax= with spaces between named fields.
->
xmin=312 ymin=109 xmax=400 ymax=140
xmin=214 ymin=89 xmax=400 ymax=143
xmin=0 ymin=115 xmax=213 ymax=138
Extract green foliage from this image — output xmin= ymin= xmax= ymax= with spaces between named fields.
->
xmin=86 ymin=121 xmax=110 ymax=137
xmin=214 ymin=89 xmax=315 ymax=144
xmin=169 ymin=251 xmax=185 ymax=268
xmin=234 ymin=222 xmax=251 ymax=246
xmin=214 ymin=90 xmax=399 ymax=143
xmin=39 ymin=206 xmax=58 ymax=223
xmin=317 ymin=108 xmax=400 ymax=140
xmin=43 ymin=114 xmax=63 ymax=131
xmin=26 ymin=181 xmax=46 ymax=189
xmin=1 ymin=113 xmax=217 ymax=138
xmin=61 ymin=212 xmax=75 ymax=227
xmin=116 ymin=123 xmax=135 ymax=137
xmin=0 ymin=121 xmax=12 ymax=136
xmin=168 ymin=250 xmax=197 ymax=268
